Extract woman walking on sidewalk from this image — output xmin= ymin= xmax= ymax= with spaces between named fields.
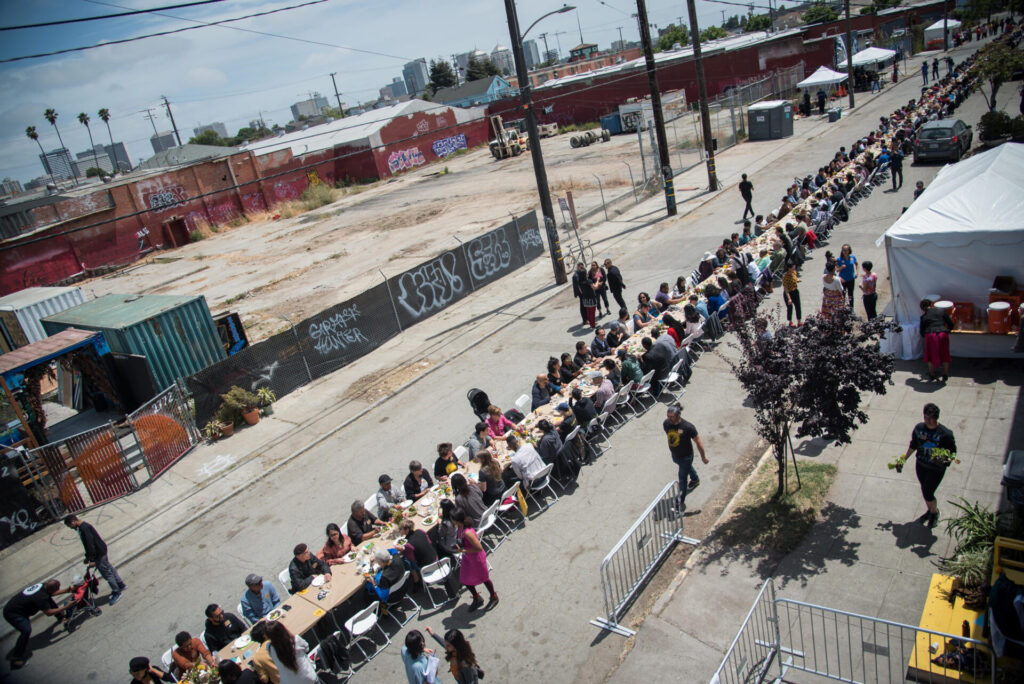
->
xmin=900 ymin=403 xmax=957 ymax=528
xmin=452 ymin=510 xmax=497 ymax=611
xmin=783 ymin=260 xmax=802 ymax=326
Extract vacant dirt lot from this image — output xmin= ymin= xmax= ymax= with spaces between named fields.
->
xmin=82 ymin=127 xmax=685 ymax=340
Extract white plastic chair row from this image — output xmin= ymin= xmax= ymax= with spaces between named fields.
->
xmin=523 ymin=463 xmax=559 ymax=517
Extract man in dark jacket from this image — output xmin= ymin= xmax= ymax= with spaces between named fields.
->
xmin=603 ymin=258 xmax=627 ymax=311
xmin=288 ymin=543 xmax=331 ymax=593
xmin=571 ymin=263 xmax=589 ymax=325
xmin=202 ymin=603 xmax=246 ymax=652
xmin=64 ymin=514 xmax=126 ymax=604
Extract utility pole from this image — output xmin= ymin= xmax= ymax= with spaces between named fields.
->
xmin=504 ymin=0 xmax=566 ymax=285
xmin=329 ymin=72 xmax=344 ymax=117
xmin=140 ymin=108 xmax=159 ymax=135
xmin=616 ymin=26 xmax=624 ymax=48
xmin=575 ymin=8 xmax=584 ymax=43
xmin=768 ymin=0 xmax=775 ymax=32
xmin=160 ymin=96 xmax=182 ymax=146
xmin=539 ymin=32 xmax=551 ymax=62
xmin=636 ymin=0 xmax=678 ymax=214
xmin=942 ymin=0 xmax=949 ymax=52
xmin=685 ymin=0 xmax=718 ymax=191
xmin=844 ymin=0 xmax=855 ymax=109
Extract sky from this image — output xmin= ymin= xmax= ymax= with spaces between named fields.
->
xmin=0 ymin=0 xmax=756 ymax=185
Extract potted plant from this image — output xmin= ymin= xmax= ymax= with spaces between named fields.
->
xmin=977 ymin=110 xmax=1012 ymax=147
xmin=256 ymin=387 xmax=277 ymax=416
xmin=218 ymin=386 xmax=260 ymax=427
xmin=202 ymin=420 xmax=221 ymax=442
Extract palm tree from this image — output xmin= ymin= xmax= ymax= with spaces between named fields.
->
xmin=78 ymin=112 xmax=101 ymax=177
xmin=43 ymin=108 xmax=78 ymax=182
xmin=97 ymin=108 xmax=124 ymax=172
xmin=25 ymin=125 xmax=55 ymax=186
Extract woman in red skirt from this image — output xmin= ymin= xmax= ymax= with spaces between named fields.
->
xmin=919 ymin=299 xmax=953 ymax=381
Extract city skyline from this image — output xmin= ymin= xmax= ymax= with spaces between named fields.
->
xmin=1 ymin=0 xmax=734 ymax=185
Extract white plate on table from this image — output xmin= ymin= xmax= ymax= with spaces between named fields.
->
xmin=420 ymin=497 xmax=434 ymax=506
xmin=311 ymin=575 xmax=326 ymax=587
xmin=397 ymin=499 xmax=413 ymax=509
xmin=342 ymin=551 xmax=358 ymax=564
xmin=233 ymin=635 xmax=252 ymax=649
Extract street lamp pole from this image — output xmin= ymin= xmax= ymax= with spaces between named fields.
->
xmin=504 ymin=0 xmax=571 ymax=285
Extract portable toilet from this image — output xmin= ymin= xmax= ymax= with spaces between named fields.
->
xmin=747 ymin=100 xmax=794 ymax=141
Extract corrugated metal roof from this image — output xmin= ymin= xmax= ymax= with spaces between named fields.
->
xmin=42 ymin=294 xmax=203 ymax=329
xmin=0 ymin=286 xmax=83 ymax=310
xmin=0 ymin=328 xmax=99 ymax=375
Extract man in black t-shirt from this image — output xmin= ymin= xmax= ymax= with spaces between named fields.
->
xmin=663 ymin=406 xmax=709 ymax=513
xmin=4 ymin=579 xmax=72 ymax=668
xmin=900 ymin=403 xmax=957 ymax=528
xmin=288 ymin=543 xmax=331 ymax=593
xmin=739 ymin=173 xmax=755 ymax=220
xmin=202 ymin=603 xmax=246 ymax=653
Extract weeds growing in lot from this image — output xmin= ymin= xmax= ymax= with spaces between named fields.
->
xmin=300 ymin=183 xmax=337 ymax=210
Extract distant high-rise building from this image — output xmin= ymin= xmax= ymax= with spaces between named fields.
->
xmin=193 ymin=122 xmax=229 ymax=138
xmin=523 ymin=39 xmax=541 ymax=69
xmin=402 ymin=58 xmax=429 ymax=95
xmin=39 ymin=147 xmax=74 ymax=180
xmin=290 ymin=93 xmax=329 ymax=120
xmin=390 ymin=77 xmax=408 ymax=97
xmin=104 ymin=141 xmax=131 ymax=172
xmin=0 ymin=177 xmax=23 ymax=198
xmin=491 ymin=45 xmax=514 ymax=75
xmin=150 ymin=131 xmax=177 ymax=154
xmin=75 ymin=146 xmax=114 ymax=174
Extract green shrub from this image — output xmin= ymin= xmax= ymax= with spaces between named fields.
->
xmin=1010 ymin=115 xmax=1024 ymax=142
xmin=978 ymin=110 xmax=1012 ymax=139
xmin=299 ymin=183 xmax=336 ymax=211
xmin=189 ymin=230 xmax=203 ymax=242
xmin=216 ymin=385 xmax=259 ymax=425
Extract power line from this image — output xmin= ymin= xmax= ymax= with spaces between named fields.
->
xmin=0 ymin=0 xmax=228 ymax=31
xmin=0 ymin=0 xmax=411 ymax=65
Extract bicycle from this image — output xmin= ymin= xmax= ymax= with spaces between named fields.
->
xmin=562 ymin=238 xmax=595 ymax=275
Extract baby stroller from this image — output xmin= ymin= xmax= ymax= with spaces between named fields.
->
xmin=467 ymin=388 xmax=491 ymax=421
xmin=63 ymin=568 xmax=102 ymax=631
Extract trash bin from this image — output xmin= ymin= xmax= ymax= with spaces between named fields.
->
xmin=828 ymin=108 xmax=842 ymax=123
xmin=1003 ymin=450 xmax=1024 ymax=506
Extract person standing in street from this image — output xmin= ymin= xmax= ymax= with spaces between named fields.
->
xmin=859 ymin=261 xmax=878 ymax=320
xmin=4 ymin=580 xmax=73 ymax=669
xmin=64 ymin=514 xmax=126 ymax=604
xmin=921 ymin=61 xmax=929 ymax=85
xmin=663 ymin=405 xmax=708 ymax=514
xmin=932 ymin=58 xmax=939 ymax=81
xmin=889 ymin=145 xmax=904 ymax=190
xmin=816 ymin=88 xmax=827 ymax=115
xmin=604 ymin=257 xmax=627 ymax=312
xmin=738 ymin=173 xmax=755 ymax=220
xmin=900 ymin=403 xmax=957 ymax=528
xmin=571 ymin=262 xmax=589 ymax=326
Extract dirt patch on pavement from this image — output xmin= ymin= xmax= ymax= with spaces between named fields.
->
xmin=342 ymin=359 xmax=434 ymax=403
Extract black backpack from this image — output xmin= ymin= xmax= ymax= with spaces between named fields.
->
xmin=314 ymin=631 xmax=351 ymax=673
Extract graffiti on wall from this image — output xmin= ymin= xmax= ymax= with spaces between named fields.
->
xmin=395 ymin=252 xmax=464 ymax=319
xmin=146 ymin=185 xmax=188 ymax=213
xmin=416 ymin=119 xmax=430 ymax=134
xmin=467 ymin=228 xmax=512 ymax=282
xmin=306 ymin=169 xmax=322 ymax=187
xmin=431 ymin=134 xmax=468 ymax=158
xmin=387 ymin=148 xmax=426 ymax=174
xmin=273 ymin=180 xmax=303 ymax=201
xmin=519 ymin=226 xmax=544 ymax=250
xmin=309 ymin=304 xmax=369 ymax=355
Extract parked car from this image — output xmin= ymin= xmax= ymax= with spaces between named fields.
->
xmin=913 ymin=119 xmax=973 ymax=163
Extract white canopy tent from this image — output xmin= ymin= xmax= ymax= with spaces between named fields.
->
xmin=876 ymin=143 xmax=1024 ymax=359
xmin=797 ymin=65 xmax=848 ymax=89
xmin=847 ymin=46 xmax=897 ymax=69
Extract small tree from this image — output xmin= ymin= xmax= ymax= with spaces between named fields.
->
xmin=427 ymin=59 xmax=457 ymax=94
xmin=466 ymin=56 xmax=499 ymax=81
xmin=656 ymin=23 xmax=690 ymax=51
xmin=84 ymin=167 xmax=103 ymax=177
xmin=728 ymin=307 xmax=897 ymax=497
xmin=802 ymin=1 xmax=839 ymax=23
xmin=700 ymin=26 xmax=728 ymax=42
xmin=975 ymin=42 xmax=1024 ymax=111
xmin=745 ymin=14 xmax=772 ymax=32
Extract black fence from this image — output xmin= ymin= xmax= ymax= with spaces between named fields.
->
xmin=188 ymin=212 xmax=545 ymax=426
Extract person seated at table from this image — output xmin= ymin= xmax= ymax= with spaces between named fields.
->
xmin=654 ymin=282 xmax=684 ymax=310
xmin=601 ymin=357 xmax=621 ymax=390
xmin=567 ymin=389 xmax=597 ymax=428
xmin=554 ymin=402 xmax=578 ymax=441
xmin=662 ymin=313 xmax=686 ymax=348
xmin=433 ymin=442 xmax=461 ymax=480
xmin=683 ymin=305 xmax=704 ymax=337
xmin=615 ymin=307 xmax=634 ymax=335
xmin=633 ymin=301 xmax=657 ymax=331
xmin=404 ymin=460 xmax=435 ymax=501
xmin=727 ymin=272 xmax=743 ymax=298
xmin=618 ymin=347 xmax=642 ymax=387
xmin=698 ymin=252 xmax=716 ymax=281
xmin=435 ymin=499 xmax=460 ymax=559
xmin=777 ymin=197 xmax=793 ymax=219
xmin=606 ymin=322 xmax=626 ymax=349
xmin=670 ymin=275 xmax=688 ymax=300
xmin=485 ymin=404 xmax=517 ymax=438
xmin=240 ymin=574 xmax=280 ymax=625
xmin=705 ymin=284 xmax=727 ymax=319
xmin=217 ymin=659 xmax=261 ymax=684
xmin=348 ymin=500 xmax=385 ymax=546
xmin=591 ymin=373 xmax=615 ymax=412
xmin=475 ymin=449 xmax=507 ymax=506
xmin=288 ymin=543 xmax=331 ymax=593
xmin=640 ymin=336 xmax=672 ymax=397
xmin=466 ymin=422 xmax=491 ymax=462
xmin=172 ymin=630 xmax=217 ymax=674
xmin=687 ymin=294 xmax=709 ymax=320
xmin=451 ymin=473 xmax=487 ymax=527
xmin=591 ymin=327 xmax=611 ymax=358
xmin=560 ymin=352 xmax=582 ymax=380
xmin=375 ymin=474 xmax=401 ymax=520
xmin=754 ymin=215 xmax=769 ymax=236
xmin=364 ymin=547 xmax=408 ymax=603
xmin=546 ymin=356 xmax=563 ymax=386
xmin=574 ymin=340 xmax=594 ymax=368
xmin=739 ymin=222 xmax=753 ymax=245
xmin=397 ymin=518 xmax=437 ymax=588
xmin=247 ymin=620 xmax=280 ymax=684
xmin=535 ymin=419 xmax=563 ymax=464
xmin=531 ymin=373 xmax=560 ymax=411
xmin=507 ymin=434 xmax=546 ymax=484
xmin=202 ymin=603 xmax=246 ymax=653
xmin=129 ymin=657 xmax=175 ymax=684
xmin=318 ymin=522 xmax=353 ymax=566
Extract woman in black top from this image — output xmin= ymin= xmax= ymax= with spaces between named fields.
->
xmin=130 ymin=657 xmax=175 ymax=684
xmin=403 ymin=460 xmax=434 ymax=501
xmin=899 ymin=403 xmax=957 ymax=527
xmin=560 ymin=352 xmax=580 ymax=380
xmin=569 ymin=387 xmax=597 ymax=427
xmin=546 ymin=357 xmax=562 ymax=386
xmin=434 ymin=500 xmax=459 ymax=558
xmin=475 ymin=450 xmax=506 ymax=506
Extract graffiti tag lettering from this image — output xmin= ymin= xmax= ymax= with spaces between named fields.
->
xmin=467 ymin=229 xmax=512 ymax=282
xmin=146 ymin=185 xmax=188 ymax=213
xmin=519 ymin=227 xmax=544 ymax=250
xmin=431 ymin=134 xmax=468 ymax=158
xmin=250 ymin=360 xmax=279 ymax=391
xmin=387 ymin=148 xmax=426 ymax=174
xmin=309 ymin=305 xmax=369 ymax=355
xmin=306 ymin=169 xmax=322 ymax=187
xmin=0 ymin=509 xmax=39 ymax=535
xmin=415 ymin=119 xmax=430 ymax=134
xmin=197 ymin=453 xmax=235 ymax=478
xmin=395 ymin=252 xmax=464 ymax=319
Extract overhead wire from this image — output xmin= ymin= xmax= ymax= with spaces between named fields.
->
xmin=0 ymin=0 xmax=228 ymax=31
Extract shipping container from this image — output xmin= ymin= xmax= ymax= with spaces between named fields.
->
xmin=41 ymin=294 xmax=225 ymax=391
xmin=600 ymin=113 xmax=623 ymax=135
xmin=0 ymin=286 xmax=87 ymax=352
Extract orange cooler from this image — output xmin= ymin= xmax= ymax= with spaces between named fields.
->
xmin=952 ymin=302 xmax=973 ymax=326
xmin=988 ymin=301 xmax=1011 ymax=334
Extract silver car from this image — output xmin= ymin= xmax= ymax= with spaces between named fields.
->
xmin=913 ymin=119 xmax=973 ymax=163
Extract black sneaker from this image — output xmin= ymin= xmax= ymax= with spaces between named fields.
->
xmin=916 ymin=511 xmax=931 ymax=524
xmin=468 ymin=596 xmax=484 ymax=612
xmin=687 ymin=480 xmax=701 ymax=492
xmin=928 ymin=511 xmax=940 ymax=529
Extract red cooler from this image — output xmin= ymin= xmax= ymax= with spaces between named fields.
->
xmin=988 ymin=301 xmax=1011 ymax=334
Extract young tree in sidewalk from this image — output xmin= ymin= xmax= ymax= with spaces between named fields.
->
xmin=975 ymin=42 xmax=1024 ymax=111
xmin=727 ymin=306 xmax=897 ymax=497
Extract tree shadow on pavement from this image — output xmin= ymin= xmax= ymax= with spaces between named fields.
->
xmin=698 ymin=502 xmax=861 ymax=588
xmin=875 ymin=519 xmax=939 ymax=559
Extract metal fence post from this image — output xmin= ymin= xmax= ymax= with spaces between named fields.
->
xmin=621 ymin=162 xmax=637 ymax=203
xmin=453 ymin=236 xmax=476 ymax=292
xmin=592 ymin=174 xmax=608 ymax=221
xmin=279 ymin=313 xmax=313 ymax=383
xmin=379 ymin=267 xmax=404 ymax=333
xmin=637 ymin=124 xmax=647 ymax=181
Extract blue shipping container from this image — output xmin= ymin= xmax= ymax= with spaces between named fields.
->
xmin=600 ymin=113 xmax=622 ymax=135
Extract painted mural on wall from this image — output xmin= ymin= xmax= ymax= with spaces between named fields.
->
xmin=387 ymin=148 xmax=426 ymax=174
xmin=431 ymin=134 xmax=468 ymax=158
xmin=145 ymin=185 xmax=189 ymax=213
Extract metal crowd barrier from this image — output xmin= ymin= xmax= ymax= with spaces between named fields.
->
xmin=590 ymin=480 xmax=700 ymax=636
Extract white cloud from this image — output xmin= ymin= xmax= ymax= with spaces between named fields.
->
xmin=186 ymin=66 xmax=228 ymax=88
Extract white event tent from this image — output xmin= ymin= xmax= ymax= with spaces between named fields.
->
xmin=848 ymin=47 xmax=897 ymax=69
xmin=924 ymin=19 xmax=962 ymax=46
xmin=876 ymin=143 xmax=1024 ymax=359
xmin=797 ymin=66 xmax=848 ymax=89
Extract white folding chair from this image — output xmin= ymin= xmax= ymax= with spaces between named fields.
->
xmin=453 ymin=445 xmax=469 ymax=463
xmin=627 ymin=370 xmax=656 ymax=413
xmin=585 ymin=413 xmax=612 ymax=457
xmin=198 ymin=630 xmax=210 ymax=650
xmin=514 ymin=393 xmax=531 ymax=415
xmin=524 ymin=464 xmax=559 ymax=516
xmin=608 ymin=385 xmax=632 ymax=425
xmin=662 ymin=358 xmax=687 ymax=397
xmin=476 ymin=499 xmax=505 ymax=552
xmin=161 ymin=648 xmax=178 ymax=680
xmin=494 ymin=481 xmax=524 ymax=535
xmin=381 ymin=570 xmax=420 ymax=629
xmin=345 ymin=601 xmax=389 ymax=662
xmin=364 ymin=493 xmax=379 ymax=518
xmin=420 ymin=557 xmax=455 ymax=609
xmin=278 ymin=568 xmax=291 ymax=596
xmin=236 ymin=602 xmax=252 ymax=627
